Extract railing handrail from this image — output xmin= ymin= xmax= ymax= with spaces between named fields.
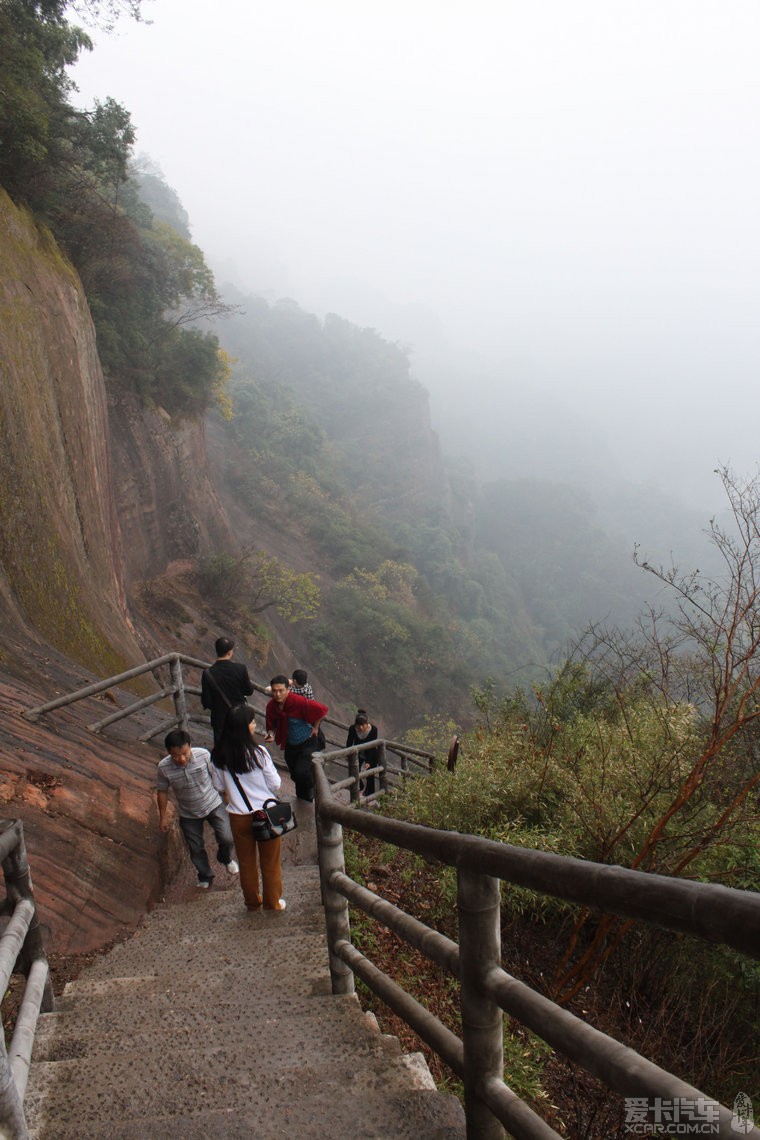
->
xmin=23 ymin=652 xmax=437 ymax=767
xmin=24 ymin=652 xmax=181 ymax=721
xmin=321 ymin=741 xmax=431 ymax=774
xmin=312 ymin=759 xmax=760 ymax=1139
xmin=313 ymin=764 xmax=760 ymax=957
xmin=0 ymin=820 xmax=54 ymax=1140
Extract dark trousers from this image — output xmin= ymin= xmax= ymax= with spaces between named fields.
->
xmin=179 ymin=805 xmax=234 ymax=883
xmin=284 ymin=737 xmax=320 ymax=801
xmin=360 ymin=762 xmax=377 ymax=797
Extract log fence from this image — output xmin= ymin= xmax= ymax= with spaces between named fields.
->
xmin=0 ymin=821 xmax=54 ymax=1140
xmin=313 ymin=755 xmax=760 ymax=1140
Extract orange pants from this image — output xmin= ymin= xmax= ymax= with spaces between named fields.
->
xmin=229 ymin=812 xmax=283 ymax=910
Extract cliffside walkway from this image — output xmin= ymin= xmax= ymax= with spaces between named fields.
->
xmin=22 ymin=801 xmax=466 ymax=1140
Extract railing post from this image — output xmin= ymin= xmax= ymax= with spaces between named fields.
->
xmin=458 ymin=867 xmax=504 ymax=1140
xmin=314 ymin=765 xmax=355 ymax=996
xmin=1 ymin=825 xmax=53 ymax=1014
xmin=169 ymin=655 xmax=190 ymax=734
xmin=378 ymin=741 xmax=388 ymax=794
xmin=348 ymin=749 xmax=360 ymax=804
xmin=0 ymin=1058 xmax=28 ymax=1140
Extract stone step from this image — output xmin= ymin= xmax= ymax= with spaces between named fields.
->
xmin=27 ymin=1088 xmax=465 ymax=1140
xmin=27 ymin=991 xmax=465 ymax=1139
xmin=24 ymin=857 xmax=467 ymax=1140
xmin=34 ymin=992 xmax=393 ymax=1061
xmin=83 ymin=865 xmax=324 ymax=980
xmin=49 ymin=966 xmax=332 ymax=1029
xmin=65 ymin=916 xmax=329 ymax=982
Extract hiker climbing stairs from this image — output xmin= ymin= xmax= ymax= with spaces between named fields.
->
xmin=24 ymin=864 xmax=466 ymax=1139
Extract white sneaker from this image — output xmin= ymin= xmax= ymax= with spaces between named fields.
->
xmin=197 ymin=880 xmax=210 ymax=889
xmin=226 ymin=860 xmax=240 ymax=875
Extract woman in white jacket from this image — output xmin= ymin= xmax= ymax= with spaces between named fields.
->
xmin=211 ymin=704 xmax=286 ymax=911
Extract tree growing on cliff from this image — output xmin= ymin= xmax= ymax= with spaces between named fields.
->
xmin=197 ymin=549 xmax=320 ymax=623
xmin=0 ymin=1 xmax=91 ymax=196
xmin=0 ymin=0 xmax=144 ymax=199
xmin=69 ymin=0 xmax=145 ymax=31
xmin=1 ymin=0 xmax=230 ymax=419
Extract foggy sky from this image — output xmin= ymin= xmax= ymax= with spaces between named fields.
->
xmin=72 ymin=1 xmax=760 ymax=511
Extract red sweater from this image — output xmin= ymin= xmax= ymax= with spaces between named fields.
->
xmin=265 ymin=692 xmax=328 ymax=749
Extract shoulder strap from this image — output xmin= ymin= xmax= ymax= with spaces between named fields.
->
xmin=229 ymin=769 xmax=254 ymax=812
xmin=204 ymin=666 xmax=232 ymax=708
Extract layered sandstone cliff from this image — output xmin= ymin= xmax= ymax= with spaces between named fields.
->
xmin=0 ymin=189 xmax=140 ymax=671
xmin=108 ymin=394 xmax=233 ymax=587
xmin=0 ymin=190 xmax=215 ymax=951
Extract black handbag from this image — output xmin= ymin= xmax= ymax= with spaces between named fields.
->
xmin=252 ymin=798 xmax=297 ymax=841
xmin=230 ymin=771 xmax=297 ymax=842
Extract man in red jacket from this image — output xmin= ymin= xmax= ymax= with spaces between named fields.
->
xmin=264 ymin=674 xmax=328 ymax=802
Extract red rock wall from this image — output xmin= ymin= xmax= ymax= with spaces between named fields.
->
xmin=108 ymin=393 xmax=234 ymax=586
xmin=0 ymin=191 xmax=194 ymax=951
xmin=0 ymin=188 xmax=142 ymax=672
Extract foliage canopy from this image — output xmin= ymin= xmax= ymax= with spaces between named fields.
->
xmin=0 ymin=0 xmax=228 ymax=416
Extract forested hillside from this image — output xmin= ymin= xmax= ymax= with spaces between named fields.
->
xmin=203 ymin=289 xmax=681 ymax=723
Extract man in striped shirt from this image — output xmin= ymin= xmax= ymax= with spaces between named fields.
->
xmin=156 ymin=729 xmax=239 ymax=887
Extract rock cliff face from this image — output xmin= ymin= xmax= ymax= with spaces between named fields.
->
xmin=0 ymin=189 xmax=220 ymax=952
xmin=0 ymin=189 xmax=140 ymax=672
xmin=108 ymin=394 xmax=234 ymax=586
xmin=0 ymin=656 xmax=186 ymax=954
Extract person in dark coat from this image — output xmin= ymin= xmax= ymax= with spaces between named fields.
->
xmin=346 ymin=711 xmax=379 ymax=797
xmin=201 ymin=636 xmax=255 ymax=743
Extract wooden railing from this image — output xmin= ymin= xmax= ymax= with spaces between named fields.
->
xmin=319 ymin=738 xmax=432 ymax=802
xmin=312 ymin=757 xmax=760 ymax=1140
xmin=0 ymin=821 xmax=54 ymax=1140
xmin=23 ymin=652 xmax=437 ymax=771
xmin=24 ymin=652 xmax=202 ymax=741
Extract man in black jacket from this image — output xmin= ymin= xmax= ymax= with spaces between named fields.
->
xmin=201 ymin=636 xmax=254 ymax=743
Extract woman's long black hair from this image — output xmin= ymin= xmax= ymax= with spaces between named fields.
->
xmin=211 ymin=704 xmax=265 ymax=774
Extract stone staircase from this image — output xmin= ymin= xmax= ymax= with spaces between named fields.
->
xmin=24 ymin=863 xmax=466 ymax=1139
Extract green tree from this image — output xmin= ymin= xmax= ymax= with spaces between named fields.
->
xmin=1 ymin=0 xmax=228 ymax=417
xmin=68 ymin=0 xmax=145 ymax=31
xmin=197 ymin=549 xmax=320 ymax=623
xmin=0 ymin=0 xmax=92 ymax=197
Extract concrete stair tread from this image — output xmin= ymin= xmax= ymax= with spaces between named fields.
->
xmin=83 ymin=872 xmax=325 ymax=980
xmin=26 ymin=1046 xmax=463 ymax=1117
xmin=33 ymin=994 xmax=400 ymax=1060
xmin=25 ymin=858 xmax=467 ymax=1139
xmin=28 ymin=1032 xmax=414 ymax=1089
xmin=72 ymin=923 xmax=330 ymax=988
xmin=85 ymin=928 xmax=327 ymax=979
xmin=50 ymin=960 xmax=333 ymax=1018
xmin=28 ymin=1089 xmax=466 ymax=1139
